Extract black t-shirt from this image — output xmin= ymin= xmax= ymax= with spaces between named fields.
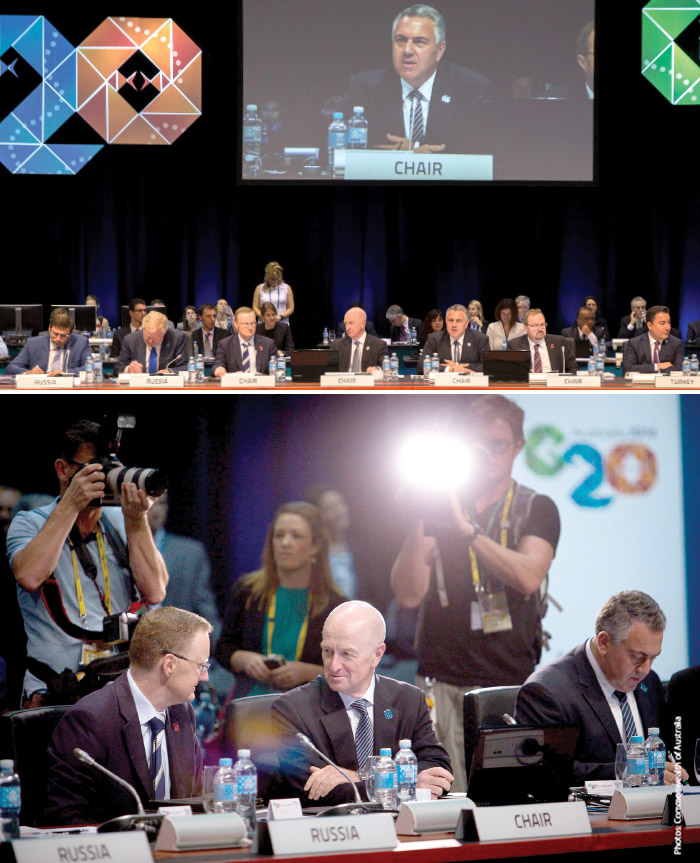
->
xmin=417 ymin=491 xmax=560 ymax=687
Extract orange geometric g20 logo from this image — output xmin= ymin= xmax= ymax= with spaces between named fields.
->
xmin=0 ymin=16 xmax=202 ymax=174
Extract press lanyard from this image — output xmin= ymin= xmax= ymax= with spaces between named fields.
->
xmin=69 ymin=525 xmax=111 ymax=623
xmin=266 ymin=590 xmax=310 ymax=660
xmin=468 ymin=480 xmax=515 ymax=593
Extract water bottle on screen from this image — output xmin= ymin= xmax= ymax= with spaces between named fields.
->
xmin=268 ymin=356 xmax=276 ymax=377
xmin=93 ymin=351 xmax=103 ymax=384
xmin=683 ymin=356 xmax=690 ymax=375
xmin=390 ymin=352 xmax=399 ymax=381
xmin=323 ymin=327 xmax=329 ymax=346
xmin=595 ymin=342 xmax=604 ymax=377
xmin=644 ymin=728 xmax=666 ymax=786
xmin=395 ymin=739 xmax=418 ymax=802
xmin=374 ymin=748 xmax=398 ymax=810
xmin=348 ymin=106 xmax=368 ymax=149
xmin=243 ymin=104 xmax=262 ymax=176
xmin=587 ymin=355 xmax=595 ymax=375
xmin=423 ymin=353 xmax=432 ymax=379
xmin=327 ymin=112 xmax=347 ymax=175
xmin=276 ymin=355 xmax=286 ymax=381
xmin=85 ymin=354 xmax=94 ymax=383
xmin=193 ymin=691 xmax=218 ymax=746
xmin=432 ymin=352 xmax=440 ymax=371
xmin=691 ymin=354 xmax=699 ymax=375
xmin=382 ymin=355 xmax=391 ymax=381
xmin=624 ymin=736 xmax=649 ymax=787
xmin=196 ymin=352 xmax=204 ymax=383
xmin=188 ymin=355 xmax=195 ymax=383
xmin=233 ymin=749 xmax=257 ymax=838
xmin=0 ymin=760 xmax=20 ymax=841
xmin=213 ymin=757 xmax=237 ymax=813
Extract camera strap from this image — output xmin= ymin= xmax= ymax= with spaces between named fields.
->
xmin=266 ymin=591 xmax=310 ymax=660
xmin=68 ymin=524 xmax=111 ymax=619
xmin=40 ymin=576 xmax=105 ymax=641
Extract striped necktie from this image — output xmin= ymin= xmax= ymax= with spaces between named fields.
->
xmin=653 ymin=341 xmax=660 ymax=366
xmin=351 ymin=699 xmax=373 ymax=773
xmin=148 ymin=716 xmax=166 ymax=799
xmin=408 ymin=90 xmax=424 ymax=146
xmin=242 ymin=342 xmax=251 ymax=373
xmin=533 ymin=343 xmax=543 ymax=372
xmin=51 ymin=347 xmax=64 ymax=371
xmin=614 ymin=691 xmax=637 ymax=743
xmin=453 ymin=340 xmax=461 ymax=364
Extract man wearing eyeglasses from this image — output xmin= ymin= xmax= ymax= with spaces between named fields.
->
xmin=391 ymin=396 xmax=561 ymax=792
xmin=45 ymin=607 xmax=210 ymax=826
xmin=507 ymin=308 xmax=577 ymax=374
xmin=5 ymin=308 xmax=91 ymax=376
xmin=6 ymin=420 xmax=168 ymax=708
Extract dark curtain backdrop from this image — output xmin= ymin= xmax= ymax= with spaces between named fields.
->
xmin=3 ymin=0 xmax=700 ymax=344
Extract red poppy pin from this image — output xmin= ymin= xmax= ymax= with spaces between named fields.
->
xmin=172 ymin=722 xmax=180 ymax=733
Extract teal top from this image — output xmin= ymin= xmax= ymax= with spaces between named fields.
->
xmin=248 ymin=586 xmax=309 ymax=696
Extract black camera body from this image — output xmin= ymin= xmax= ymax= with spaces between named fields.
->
xmin=102 ymin=611 xmax=140 ymax=645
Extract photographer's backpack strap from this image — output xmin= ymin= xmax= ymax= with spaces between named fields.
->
xmin=40 ymin=576 xmax=105 ymax=641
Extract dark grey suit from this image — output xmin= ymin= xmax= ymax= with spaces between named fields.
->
xmin=622 ymin=334 xmax=684 ymax=373
xmin=114 ymin=329 xmax=188 ymax=374
xmin=515 ymin=642 xmax=665 ymax=784
xmin=337 ymin=333 xmax=387 ymax=372
xmin=211 ymin=333 xmax=276 ymax=374
xmin=389 ymin=317 xmax=423 ymax=343
xmin=686 ymin=319 xmax=700 ymax=344
xmin=507 ymin=334 xmax=577 ymax=373
xmin=418 ymin=329 xmax=488 ymax=373
xmin=561 ymin=325 xmax=605 ymax=344
xmin=192 ymin=326 xmax=228 ymax=358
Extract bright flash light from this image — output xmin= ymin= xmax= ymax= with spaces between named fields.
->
xmin=398 ymin=433 xmax=475 ymax=491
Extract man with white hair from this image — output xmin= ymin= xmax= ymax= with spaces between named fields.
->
xmin=114 ymin=310 xmax=188 ymax=374
xmin=337 ymin=306 xmax=387 ymax=372
xmin=272 ymin=600 xmax=452 ymax=805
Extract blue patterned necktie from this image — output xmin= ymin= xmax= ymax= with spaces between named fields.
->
xmin=614 ymin=691 xmax=637 ymax=743
xmin=148 ymin=346 xmax=158 ymax=374
xmin=351 ymin=699 xmax=373 ymax=773
xmin=453 ymin=340 xmax=461 ymax=364
xmin=242 ymin=342 xmax=251 ymax=373
xmin=149 ymin=716 xmax=166 ymax=799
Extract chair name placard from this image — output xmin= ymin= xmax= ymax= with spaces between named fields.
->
xmin=15 ymin=375 xmax=75 ymax=389
xmin=341 ymin=151 xmax=494 ymax=181
xmin=546 ymin=374 xmax=601 ymax=388
xmin=320 ymin=374 xmax=375 ymax=387
xmin=457 ymin=800 xmax=591 ymax=842
xmin=221 ymin=373 xmax=275 ymax=388
xmin=124 ymin=373 xmax=184 ymax=387
xmin=12 ymin=831 xmax=151 ymax=863
xmin=431 ymin=373 xmax=489 ymax=388
xmin=267 ymin=813 xmax=397 ymax=855
xmin=655 ymin=376 xmax=700 ymax=388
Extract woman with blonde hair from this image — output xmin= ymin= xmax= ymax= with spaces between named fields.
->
xmin=467 ymin=300 xmax=487 ymax=332
xmin=252 ymin=261 xmax=295 ymax=325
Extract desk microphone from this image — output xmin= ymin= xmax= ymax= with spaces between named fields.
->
xmin=295 ymin=733 xmax=388 ymax=816
xmin=158 ymin=353 xmax=183 ymax=374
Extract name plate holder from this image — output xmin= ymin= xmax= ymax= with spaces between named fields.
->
xmin=320 ymin=373 xmax=375 ymax=387
xmin=155 ymin=813 xmax=249 ymax=852
xmin=123 ymin=373 xmax=184 ymax=388
xmin=546 ymin=373 xmax=600 ymax=388
xmin=396 ymin=797 xmax=476 ymax=835
xmin=528 ymin=372 xmax=547 ymax=385
xmin=456 ymin=800 xmax=591 ymax=842
xmin=12 ymin=831 xmax=151 ymax=863
xmin=608 ymin=786 xmax=674 ymax=820
xmin=662 ymin=788 xmax=700 ymax=827
xmin=15 ymin=374 xmax=75 ymax=389
xmin=625 ymin=373 xmax=656 ymax=385
xmin=655 ymin=375 xmax=700 ymax=388
xmin=220 ymin=373 xmax=275 ymax=388
xmin=341 ymin=150 xmax=493 ymax=181
xmin=266 ymin=813 xmax=396 ymax=855
xmin=431 ymin=373 xmax=489 ymax=388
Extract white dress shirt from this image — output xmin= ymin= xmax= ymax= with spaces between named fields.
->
xmin=528 ymin=338 xmax=552 ymax=373
xmin=238 ymin=334 xmax=256 ymax=372
xmin=347 ymin=332 xmax=367 ymax=372
xmin=338 ymin=676 xmax=377 ymax=738
xmin=585 ymin=639 xmax=643 ymax=742
xmin=401 ymin=71 xmax=436 ymax=141
xmin=127 ymin=668 xmax=171 ymax=799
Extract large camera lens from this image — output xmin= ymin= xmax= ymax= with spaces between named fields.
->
xmin=106 ymin=466 xmax=168 ymax=499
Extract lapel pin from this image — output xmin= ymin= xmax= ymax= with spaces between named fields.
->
xmin=441 ymin=94 xmax=450 ymax=103
xmin=639 ymin=683 xmax=648 ymax=694
xmin=172 ymin=722 xmax=180 ymax=733
xmin=384 ymin=709 xmax=393 ymax=720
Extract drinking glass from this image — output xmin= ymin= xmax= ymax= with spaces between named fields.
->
xmin=694 ymin=739 xmax=700 ymax=786
xmin=363 ymin=756 xmax=381 ymax=803
xmin=614 ymin=743 xmax=628 ymax=784
xmin=202 ymin=764 xmax=220 ymax=813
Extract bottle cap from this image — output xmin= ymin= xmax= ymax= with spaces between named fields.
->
xmin=353 ymin=106 xmax=364 ymax=113
xmin=648 ymin=728 xmax=659 ymax=735
xmin=0 ymin=760 xmax=14 ymax=771
xmin=333 ymin=112 xmax=344 ymax=119
xmin=238 ymin=749 xmax=251 ymax=758
xmin=630 ymin=736 xmax=643 ymax=743
xmin=379 ymin=748 xmax=392 ymax=756
xmin=219 ymin=758 xmax=233 ymax=767
xmin=399 ymin=739 xmax=412 ymax=748
xmin=247 ymin=104 xmax=258 ymax=112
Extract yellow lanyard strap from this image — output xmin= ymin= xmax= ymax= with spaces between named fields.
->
xmin=266 ymin=591 xmax=310 ymax=661
xmin=69 ymin=525 xmax=111 ymax=623
xmin=468 ymin=480 xmax=515 ymax=592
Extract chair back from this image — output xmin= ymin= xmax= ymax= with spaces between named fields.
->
xmin=463 ymin=685 xmax=520 ymax=779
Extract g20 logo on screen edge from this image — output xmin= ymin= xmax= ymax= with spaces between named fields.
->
xmin=0 ymin=15 xmax=202 ymax=174
xmin=642 ymin=0 xmax=700 ymax=104
xmin=525 ymin=426 xmax=657 ymax=509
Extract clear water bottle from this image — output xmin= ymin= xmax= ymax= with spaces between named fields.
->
xmin=196 ymin=352 xmax=204 ymax=383
xmin=347 ymin=106 xmax=368 ymax=149
xmin=625 ymin=736 xmax=649 ymax=787
xmin=390 ymin=352 xmax=399 ymax=381
xmin=194 ymin=692 xmax=218 ymax=746
xmin=233 ymin=749 xmax=257 ymax=838
xmin=85 ymin=353 xmax=94 ymax=383
xmin=323 ymin=327 xmax=329 ymax=346
xmin=243 ymin=104 xmax=262 ymax=176
xmin=395 ymin=739 xmax=417 ymax=802
xmin=587 ymin=355 xmax=595 ymax=375
xmin=213 ymin=757 xmax=237 ymax=813
xmin=423 ymin=353 xmax=432 ymax=379
xmin=644 ymin=728 xmax=666 ymax=786
xmin=268 ymin=356 xmax=276 ymax=377
xmin=93 ymin=351 xmax=103 ymax=383
xmin=374 ymin=748 xmax=398 ymax=810
xmin=188 ymin=355 xmax=196 ymax=383
xmin=409 ymin=326 xmax=417 ymax=345
xmin=595 ymin=342 xmax=604 ymax=377
xmin=432 ymin=352 xmax=440 ymax=371
xmin=691 ymin=354 xmax=699 ymax=375
xmin=382 ymin=355 xmax=391 ymax=381
xmin=327 ymin=112 xmax=347 ymax=175
xmin=276 ymin=355 xmax=286 ymax=381
xmin=0 ymin=759 xmax=20 ymax=841
xmin=683 ymin=356 xmax=690 ymax=375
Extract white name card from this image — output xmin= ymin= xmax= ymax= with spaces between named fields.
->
xmin=655 ymin=375 xmax=700 ymax=388
xmin=267 ymin=798 xmax=303 ymax=821
xmin=584 ymin=779 xmax=622 ymax=795
xmin=320 ymin=374 xmax=375 ymax=387
xmin=626 ymin=373 xmax=656 ymax=384
xmin=267 ymin=813 xmax=396 ymax=856
xmin=341 ymin=150 xmax=493 ymax=181
xmin=546 ymin=374 xmax=600 ymax=388
xmin=13 ymin=831 xmax=151 ymax=863
xmin=220 ymin=373 xmax=275 ymax=387
xmin=608 ymin=786 xmax=674 ymax=820
xmin=126 ymin=373 xmax=184 ymax=387
xmin=681 ymin=791 xmax=700 ymax=826
xmin=459 ymin=801 xmax=591 ymax=842
xmin=431 ymin=373 xmax=489 ymax=388
xmin=16 ymin=375 xmax=75 ymax=389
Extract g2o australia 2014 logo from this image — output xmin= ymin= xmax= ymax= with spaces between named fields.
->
xmin=642 ymin=0 xmax=700 ymax=104
xmin=525 ymin=426 xmax=657 ymax=509
xmin=0 ymin=16 xmax=201 ymax=174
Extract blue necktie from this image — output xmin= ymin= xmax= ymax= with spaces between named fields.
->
xmin=148 ymin=346 xmax=157 ymax=374
xmin=148 ymin=716 xmax=166 ymax=799
xmin=614 ymin=691 xmax=637 ymax=743
xmin=351 ymin=699 xmax=373 ymax=774
xmin=453 ymin=340 xmax=461 ymax=364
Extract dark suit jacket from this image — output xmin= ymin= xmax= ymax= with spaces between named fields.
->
xmin=686 ymin=319 xmax=700 ymax=345
xmin=192 ymin=326 xmax=228 ymax=358
xmin=418 ymin=329 xmax=488 ymax=373
xmin=617 ymin=315 xmax=648 ymax=340
xmin=389 ymin=317 xmax=423 ymax=343
xmin=337 ymin=333 xmax=387 ymax=372
xmin=507 ymin=334 xmax=578 ymax=373
xmin=44 ymin=671 xmax=202 ymax=825
xmin=622 ymin=333 xmax=684 ymax=373
xmin=561 ymin=325 xmax=605 ymax=345
xmin=110 ymin=325 xmax=134 ymax=358
xmin=5 ymin=333 xmax=91 ymax=375
xmin=665 ymin=665 xmax=700 ymax=785
xmin=114 ymin=329 xmax=188 ymax=374
xmin=515 ymin=642 xmax=665 ymax=784
xmin=211 ymin=333 xmax=276 ymax=374
xmin=256 ymin=322 xmax=294 ymax=352
xmin=271 ymin=674 xmax=451 ymax=805
xmin=345 ymin=60 xmax=490 ymax=153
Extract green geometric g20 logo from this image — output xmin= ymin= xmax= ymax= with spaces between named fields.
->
xmin=642 ymin=0 xmax=700 ymax=104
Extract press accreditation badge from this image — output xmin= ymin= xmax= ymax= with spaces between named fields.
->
xmin=478 ymin=591 xmax=513 ymax=633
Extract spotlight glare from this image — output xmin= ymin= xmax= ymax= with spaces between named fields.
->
xmin=398 ymin=433 xmax=474 ymax=491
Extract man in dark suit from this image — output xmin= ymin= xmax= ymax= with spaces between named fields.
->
xmin=617 ymin=296 xmax=648 ymax=339
xmin=110 ymin=298 xmax=147 ymax=358
xmin=337 ymin=306 xmax=387 ymax=372
xmin=561 ymin=306 xmax=605 ymax=351
xmin=686 ymin=319 xmax=700 ymax=344
xmin=44 ymin=607 xmax=210 ymax=825
xmin=507 ymin=308 xmax=577 ymax=373
xmin=212 ymin=306 xmax=276 ymax=376
xmin=6 ymin=308 xmax=91 ymax=375
xmin=516 ymin=590 xmax=684 ymax=785
xmin=114 ymin=311 xmax=188 ymax=375
xmin=271 ymin=601 xmax=452 ymax=806
xmin=622 ymin=305 xmax=684 ymax=373
xmin=193 ymin=303 xmax=228 ymax=359
xmin=418 ymin=303 xmax=487 ymax=373
xmin=344 ymin=5 xmax=490 ymax=154
xmin=386 ymin=305 xmax=423 ymax=342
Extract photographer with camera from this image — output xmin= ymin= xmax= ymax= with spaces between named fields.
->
xmin=6 ymin=420 xmax=168 ymax=707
